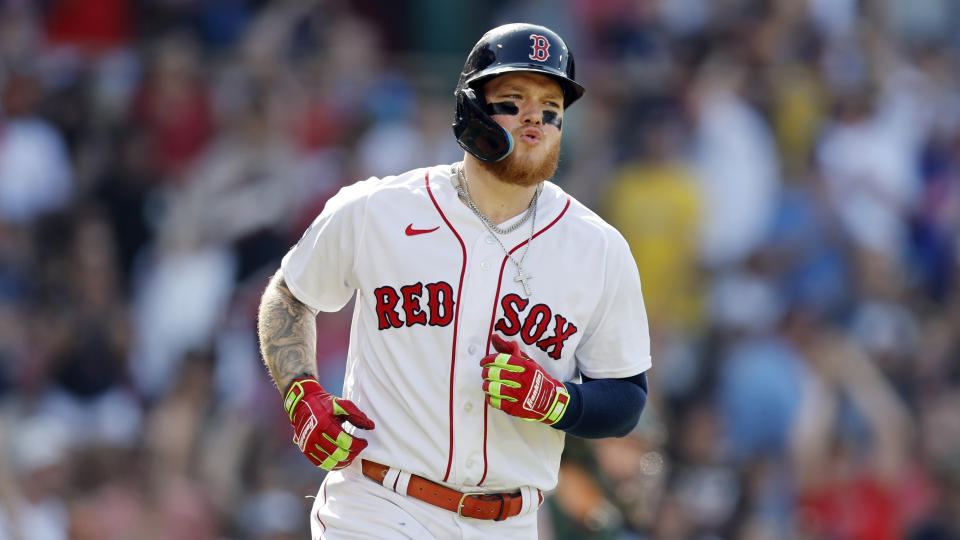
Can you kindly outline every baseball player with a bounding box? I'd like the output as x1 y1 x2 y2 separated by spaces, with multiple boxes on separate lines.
258 23 651 539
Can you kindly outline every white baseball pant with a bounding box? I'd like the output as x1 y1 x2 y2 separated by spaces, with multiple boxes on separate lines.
310 465 541 539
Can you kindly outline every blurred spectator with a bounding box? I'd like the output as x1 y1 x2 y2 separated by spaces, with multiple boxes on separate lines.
789 317 915 540
92 125 158 292
36 210 142 448
717 317 806 463
541 437 626 540
131 33 213 182
129 242 236 400
239 488 303 540
0 5 42 67
666 399 741 538
601 104 704 334
592 403 669 536
816 86 920 262
0 415 71 540
690 54 781 270
0 72 74 224
43 0 133 52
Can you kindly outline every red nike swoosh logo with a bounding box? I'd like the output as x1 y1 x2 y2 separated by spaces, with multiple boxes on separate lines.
405 224 440 236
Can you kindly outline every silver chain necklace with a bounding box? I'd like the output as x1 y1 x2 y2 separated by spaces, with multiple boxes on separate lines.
453 163 540 297
456 165 539 235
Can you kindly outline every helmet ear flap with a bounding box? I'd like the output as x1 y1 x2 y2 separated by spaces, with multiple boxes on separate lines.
453 87 514 162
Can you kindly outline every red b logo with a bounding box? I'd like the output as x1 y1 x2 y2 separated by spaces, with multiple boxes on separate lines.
529 34 550 62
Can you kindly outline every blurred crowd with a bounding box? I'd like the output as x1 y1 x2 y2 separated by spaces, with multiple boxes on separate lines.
1 0 959 539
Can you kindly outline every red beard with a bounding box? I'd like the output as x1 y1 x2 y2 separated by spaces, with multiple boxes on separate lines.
477 133 561 187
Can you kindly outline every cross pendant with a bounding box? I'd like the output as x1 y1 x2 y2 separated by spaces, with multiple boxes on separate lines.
514 269 533 297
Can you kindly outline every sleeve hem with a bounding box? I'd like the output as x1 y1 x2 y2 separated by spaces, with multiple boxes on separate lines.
280 264 325 313
579 356 651 380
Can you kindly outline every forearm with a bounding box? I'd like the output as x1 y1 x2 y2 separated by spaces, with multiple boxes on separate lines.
552 372 648 439
841 347 911 480
789 375 837 489
257 269 318 394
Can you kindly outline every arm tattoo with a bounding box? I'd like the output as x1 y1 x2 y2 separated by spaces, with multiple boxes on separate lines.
258 270 318 394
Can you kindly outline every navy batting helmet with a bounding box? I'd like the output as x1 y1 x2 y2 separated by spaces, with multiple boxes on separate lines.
453 23 585 162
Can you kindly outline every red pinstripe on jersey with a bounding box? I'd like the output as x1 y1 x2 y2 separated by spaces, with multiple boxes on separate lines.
316 481 328 533
479 197 571 486
424 170 468 483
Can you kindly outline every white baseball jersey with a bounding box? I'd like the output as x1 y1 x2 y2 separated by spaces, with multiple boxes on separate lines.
281 163 651 493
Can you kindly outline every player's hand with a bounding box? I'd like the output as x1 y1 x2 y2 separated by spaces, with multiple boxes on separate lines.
480 335 570 425
283 377 375 470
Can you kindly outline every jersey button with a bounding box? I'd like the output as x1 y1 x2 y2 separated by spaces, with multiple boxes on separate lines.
480 261 490 270
468 344 478 355
485 236 495 244
464 402 474 412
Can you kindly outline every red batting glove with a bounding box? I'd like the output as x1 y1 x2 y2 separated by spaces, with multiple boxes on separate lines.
283 377 375 470
480 335 570 425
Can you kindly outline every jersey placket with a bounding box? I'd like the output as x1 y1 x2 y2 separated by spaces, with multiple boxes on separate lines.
447 226 521 487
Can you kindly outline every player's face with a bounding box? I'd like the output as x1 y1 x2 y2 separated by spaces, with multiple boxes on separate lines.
479 72 564 187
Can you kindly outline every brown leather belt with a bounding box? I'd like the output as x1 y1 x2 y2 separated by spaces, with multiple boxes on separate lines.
361 459 541 521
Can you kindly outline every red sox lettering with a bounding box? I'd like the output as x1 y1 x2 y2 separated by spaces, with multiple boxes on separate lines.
374 282 455 329
494 294 578 360
374 285 578 359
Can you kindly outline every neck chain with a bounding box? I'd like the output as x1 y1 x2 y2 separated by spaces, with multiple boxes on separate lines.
456 165 540 235
453 163 540 297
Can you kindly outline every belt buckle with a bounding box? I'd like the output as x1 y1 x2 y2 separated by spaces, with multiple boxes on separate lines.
457 492 484 519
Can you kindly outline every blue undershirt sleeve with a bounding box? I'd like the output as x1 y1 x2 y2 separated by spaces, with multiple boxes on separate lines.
551 372 648 438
